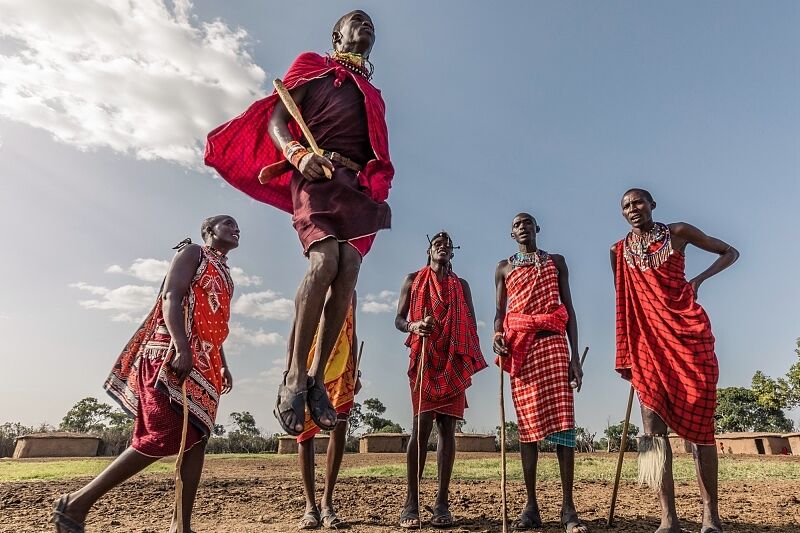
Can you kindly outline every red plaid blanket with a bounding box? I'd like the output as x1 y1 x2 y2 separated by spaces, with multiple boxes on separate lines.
501 257 574 442
615 239 718 445
406 266 487 403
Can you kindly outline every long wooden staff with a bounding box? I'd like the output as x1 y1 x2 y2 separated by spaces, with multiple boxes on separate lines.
173 305 191 533
499 362 508 533
571 346 590 389
354 340 365 382
607 385 635 527
415 335 428 530
258 78 332 182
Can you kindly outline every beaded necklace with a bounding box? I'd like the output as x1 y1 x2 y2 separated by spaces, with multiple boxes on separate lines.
331 51 373 80
623 222 673 271
510 249 549 269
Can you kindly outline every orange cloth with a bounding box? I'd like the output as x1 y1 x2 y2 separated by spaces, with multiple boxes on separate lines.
297 306 356 443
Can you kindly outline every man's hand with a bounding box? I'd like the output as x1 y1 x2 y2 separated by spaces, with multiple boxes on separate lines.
409 315 435 337
493 333 509 356
169 347 194 385
221 366 233 394
688 276 703 299
569 357 584 392
298 153 334 180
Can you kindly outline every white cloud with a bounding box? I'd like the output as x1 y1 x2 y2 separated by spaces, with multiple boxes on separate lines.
232 290 294 321
70 281 157 322
227 322 284 349
361 290 398 314
477 320 487 328
229 267 262 287
0 0 266 168
236 359 286 394
107 258 169 282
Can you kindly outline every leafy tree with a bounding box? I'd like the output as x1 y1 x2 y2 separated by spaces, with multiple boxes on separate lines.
715 387 793 433
60 397 117 433
496 421 520 452
229 411 260 437
599 420 639 452
212 424 226 437
362 398 403 433
575 427 596 453
347 402 364 438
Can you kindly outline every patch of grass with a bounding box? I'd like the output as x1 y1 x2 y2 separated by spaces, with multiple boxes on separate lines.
205 453 283 460
340 455 800 482
0 459 172 482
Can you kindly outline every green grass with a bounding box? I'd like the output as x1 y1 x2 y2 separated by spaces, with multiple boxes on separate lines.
0 458 173 482
340 455 800 482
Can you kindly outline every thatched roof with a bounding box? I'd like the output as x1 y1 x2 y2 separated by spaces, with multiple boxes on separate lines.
15 432 101 441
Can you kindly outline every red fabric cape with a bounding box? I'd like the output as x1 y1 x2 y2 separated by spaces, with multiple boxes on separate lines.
204 52 394 213
497 304 568 378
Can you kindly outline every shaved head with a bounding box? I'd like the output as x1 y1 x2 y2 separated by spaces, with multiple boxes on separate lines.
622 188 654 204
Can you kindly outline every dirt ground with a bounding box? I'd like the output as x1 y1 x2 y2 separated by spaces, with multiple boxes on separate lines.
2 452 799 532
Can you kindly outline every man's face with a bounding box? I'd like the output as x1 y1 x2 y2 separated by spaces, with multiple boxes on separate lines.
511 214 537 245
211 217 240 249
335 11 375 56
429 235 453 264
621 192 654 229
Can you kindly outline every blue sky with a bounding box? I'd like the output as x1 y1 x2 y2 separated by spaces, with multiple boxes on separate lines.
1 1 798 437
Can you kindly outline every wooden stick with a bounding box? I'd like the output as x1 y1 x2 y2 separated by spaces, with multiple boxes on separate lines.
416 335 427 530
173 304 191 533
499 364 508 533
354 340 365 380
272 78 331 178
607 385 635 527
571 346 590 389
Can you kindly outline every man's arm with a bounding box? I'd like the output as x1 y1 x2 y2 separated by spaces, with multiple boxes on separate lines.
395 273 433 336
162 244 202 385
610 243 618 286
670 222 740 297
493 260 510 356
220 347 233 394
267 83 333 180
552 254 583 391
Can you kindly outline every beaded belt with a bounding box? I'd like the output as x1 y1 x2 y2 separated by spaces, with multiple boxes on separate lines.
321 150 363 172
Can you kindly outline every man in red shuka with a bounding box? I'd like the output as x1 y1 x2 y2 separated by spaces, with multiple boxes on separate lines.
205 11 393 437
612 188 738 533
394 232 487 529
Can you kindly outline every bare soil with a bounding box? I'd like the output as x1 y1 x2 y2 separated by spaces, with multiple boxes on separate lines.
2 452 798 532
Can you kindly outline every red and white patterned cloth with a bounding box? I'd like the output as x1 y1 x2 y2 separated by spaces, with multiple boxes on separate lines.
406 266 486 418
501 256 575 443
615 238 718 445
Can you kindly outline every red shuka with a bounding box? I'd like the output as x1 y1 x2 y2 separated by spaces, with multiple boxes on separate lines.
499 256 575 443
204 52 393 213
615 239 718 445
406 266 486 417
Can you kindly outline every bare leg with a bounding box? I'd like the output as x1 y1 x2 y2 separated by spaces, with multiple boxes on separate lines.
168 440 207 533
557 444 587 532
403 411 435 519
282 239 341 432
434 415 457 512
298 436 319 520
308 243 361 385
321 415 349 519
641 405 680 533
58 446 160 526
693 443 723 532
518 441 541 526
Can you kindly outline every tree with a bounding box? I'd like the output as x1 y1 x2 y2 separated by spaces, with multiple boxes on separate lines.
362 398 403 433
575 427 596 453
599 420 639 452
347 402 364 438
60 397 118 433
496 421 520 452
212 424 226 437
715 387 793 433
229 411 260 437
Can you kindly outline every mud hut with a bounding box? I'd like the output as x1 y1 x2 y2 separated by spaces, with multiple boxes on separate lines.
782 433 800 455
715 432 791 455
667 434 693 454
13 432 101 459
454 433 496 452
359 433 409 453
277 434 330 454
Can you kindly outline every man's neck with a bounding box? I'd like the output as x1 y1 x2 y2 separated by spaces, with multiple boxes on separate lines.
430 261 448 277
518 242 538 253
631 220 656 236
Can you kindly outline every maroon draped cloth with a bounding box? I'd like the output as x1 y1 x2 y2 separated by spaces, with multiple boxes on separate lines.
205 52 394 255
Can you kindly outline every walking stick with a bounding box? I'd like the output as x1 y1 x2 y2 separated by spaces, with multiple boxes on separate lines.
173 305 191 533
607 385 635 527
354 340 365 381
499 362 508 533
414 335 428 530
571 346 590 389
